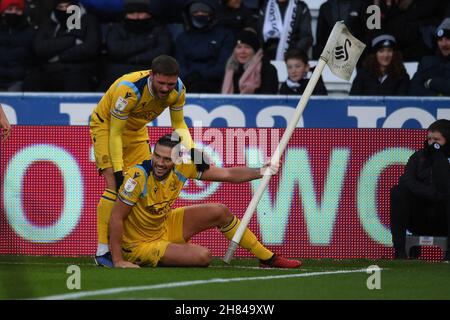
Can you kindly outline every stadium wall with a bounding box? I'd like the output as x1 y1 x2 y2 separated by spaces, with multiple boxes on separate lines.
1 94 449 260
1 93 450 128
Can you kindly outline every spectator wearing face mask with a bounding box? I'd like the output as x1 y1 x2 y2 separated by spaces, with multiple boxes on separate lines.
0 0 35 91
23 0 101 92
98 0 172 91
175 0 234 93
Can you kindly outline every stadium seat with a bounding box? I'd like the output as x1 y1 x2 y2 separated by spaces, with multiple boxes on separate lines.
309 60 356 95
270 59 356 95
270 60 288 83
405 234 448 259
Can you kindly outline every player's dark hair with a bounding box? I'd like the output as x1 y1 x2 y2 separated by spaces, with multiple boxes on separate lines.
151 55 180 76
284 48 309 64
156 133 181 149
428 119 450 142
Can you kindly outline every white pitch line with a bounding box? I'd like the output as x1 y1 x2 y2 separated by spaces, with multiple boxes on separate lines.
0 262 94 266
36 268 375 300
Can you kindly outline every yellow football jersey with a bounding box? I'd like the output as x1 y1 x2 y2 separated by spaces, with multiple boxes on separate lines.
91 70 193 171
93 70 186 130
118 159 202 243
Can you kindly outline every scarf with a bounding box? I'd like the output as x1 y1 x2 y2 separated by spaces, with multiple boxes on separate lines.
262 0 298 60
221 49 264 94
286 78 301 89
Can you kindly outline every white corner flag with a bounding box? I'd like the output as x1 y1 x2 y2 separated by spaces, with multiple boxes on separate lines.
223 21 366 264
321 21 366 81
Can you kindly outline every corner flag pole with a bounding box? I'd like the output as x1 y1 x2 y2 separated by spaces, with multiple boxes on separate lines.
223 21 365 264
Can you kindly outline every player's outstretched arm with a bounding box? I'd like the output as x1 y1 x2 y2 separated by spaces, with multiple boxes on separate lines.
109 199 139 268
200 161 280 183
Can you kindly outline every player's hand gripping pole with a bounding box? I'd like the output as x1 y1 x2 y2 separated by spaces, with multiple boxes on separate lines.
222 58 327 264
223 21 365 264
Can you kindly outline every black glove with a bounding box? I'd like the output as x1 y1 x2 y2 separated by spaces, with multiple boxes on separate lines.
190 148 211 172
114 170 124 191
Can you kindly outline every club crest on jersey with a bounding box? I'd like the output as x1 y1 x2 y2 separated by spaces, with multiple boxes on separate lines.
124 178 137 192
115 96 128 111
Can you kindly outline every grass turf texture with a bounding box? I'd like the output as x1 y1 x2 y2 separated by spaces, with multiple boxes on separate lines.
0 256 449 300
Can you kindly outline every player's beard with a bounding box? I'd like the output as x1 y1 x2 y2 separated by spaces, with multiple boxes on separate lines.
152 84 169 100
153 166 171 181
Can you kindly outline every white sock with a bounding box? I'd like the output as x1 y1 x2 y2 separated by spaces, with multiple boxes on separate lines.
96 243 109 256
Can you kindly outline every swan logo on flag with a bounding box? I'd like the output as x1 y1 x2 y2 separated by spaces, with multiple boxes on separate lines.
334 39 352 62
321 21 366 81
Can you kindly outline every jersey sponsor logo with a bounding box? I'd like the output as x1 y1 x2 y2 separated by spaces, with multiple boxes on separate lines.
124 178 137 192
115 97 129 112
132 109 160 120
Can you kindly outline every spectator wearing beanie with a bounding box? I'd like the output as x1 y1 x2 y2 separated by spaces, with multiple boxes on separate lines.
0 0 35 91
409 18 450 96
99 0 172 91
221 28 278 94
350 34 410 96
23 0 101 92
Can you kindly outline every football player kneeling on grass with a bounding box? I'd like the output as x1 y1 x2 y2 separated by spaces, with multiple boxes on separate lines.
108 133 301 268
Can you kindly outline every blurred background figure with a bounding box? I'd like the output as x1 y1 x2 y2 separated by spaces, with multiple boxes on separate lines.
217 0 258 38
258 0 313 61
98 0 172 91
23 0 100 92
409 18 450 97
314 0 366 59
176 0 234 93
0 103 11 141
278 48 327 95
24 0 55 28
367 0 444 62
0 0 35 91
350 34 409 96
221 28 278 94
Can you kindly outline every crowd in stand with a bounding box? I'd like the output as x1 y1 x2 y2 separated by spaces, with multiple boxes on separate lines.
0 0 449 96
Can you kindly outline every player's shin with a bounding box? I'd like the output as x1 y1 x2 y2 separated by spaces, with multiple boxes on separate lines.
219 215 273 261
96 189 117 254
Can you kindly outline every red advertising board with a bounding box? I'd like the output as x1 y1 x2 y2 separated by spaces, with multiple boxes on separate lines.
0 126 444 260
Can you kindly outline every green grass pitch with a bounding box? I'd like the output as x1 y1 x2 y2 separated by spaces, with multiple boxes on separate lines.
0 256 449 300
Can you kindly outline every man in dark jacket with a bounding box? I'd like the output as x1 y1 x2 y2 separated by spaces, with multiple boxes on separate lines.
0 0 35 91
23 0 100 92
390 119 450 261
313 0 365 59
217 0 258 37
176 0 234 93
99 0 172 91
409 18 450 97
